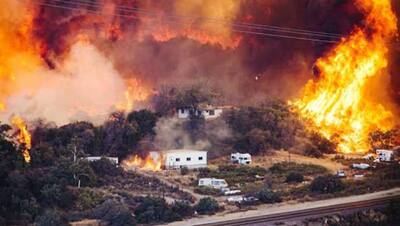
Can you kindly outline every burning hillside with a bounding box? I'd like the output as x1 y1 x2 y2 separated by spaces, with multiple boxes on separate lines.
295 0 399 153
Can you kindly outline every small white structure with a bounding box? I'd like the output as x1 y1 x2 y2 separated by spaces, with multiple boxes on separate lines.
198 178 228 189
157 149 207 169
177 105 224 120
84 156 119 165
227 196 244 203
223 189 241 196
336 170 346 178
231 152 252 165
376 149 394 162
352 163 370 169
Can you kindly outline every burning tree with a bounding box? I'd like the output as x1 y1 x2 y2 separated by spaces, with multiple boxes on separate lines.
295 0 399 153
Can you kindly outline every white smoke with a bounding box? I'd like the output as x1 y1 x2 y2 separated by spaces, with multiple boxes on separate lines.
2 42 127 125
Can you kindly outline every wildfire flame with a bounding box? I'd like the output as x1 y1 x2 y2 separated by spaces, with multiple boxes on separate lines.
122 154 162 171
294 0 398 153
115 78 152 112
11 116 32 163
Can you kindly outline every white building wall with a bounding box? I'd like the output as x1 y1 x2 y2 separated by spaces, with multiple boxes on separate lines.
177 108 223 119
376 149 394 161
164 150 207 169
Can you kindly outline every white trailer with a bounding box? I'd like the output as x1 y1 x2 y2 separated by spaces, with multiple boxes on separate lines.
231 152 252 165
352 163 370 169
376 149 394 162
159 149 207 169
198 178 228 189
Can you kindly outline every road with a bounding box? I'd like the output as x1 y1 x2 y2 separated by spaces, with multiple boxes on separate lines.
167 188 400 226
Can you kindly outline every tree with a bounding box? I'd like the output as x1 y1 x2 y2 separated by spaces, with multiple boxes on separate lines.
304 132 336 158
92 200 135 226
67 160 98 187
75 188 103 211
310 175 345 194
257 189 282 204
234 128 271 155
39 183 74 208
170 201 193 220
134 197 172 223
195 197 219 215
89 158 122 177
35 210 67 226
127 109 158 138
103 112 140 159
224 100 303 154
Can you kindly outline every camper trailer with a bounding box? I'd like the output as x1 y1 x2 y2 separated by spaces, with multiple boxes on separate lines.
198 178 228 189
231 153 252 165
153 149 207 169
376 149 394 162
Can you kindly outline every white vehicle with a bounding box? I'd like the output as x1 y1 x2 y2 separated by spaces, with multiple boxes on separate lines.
227 196 243 203
376 149 394 162
224 190 241 196
198 178 228 189
231 152 252 165
336 170 346 178
354 174 365 179
352 163 370 169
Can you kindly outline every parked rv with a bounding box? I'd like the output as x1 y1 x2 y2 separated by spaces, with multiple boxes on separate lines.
231 152 252 165
376 149 394 162
198 178 228 189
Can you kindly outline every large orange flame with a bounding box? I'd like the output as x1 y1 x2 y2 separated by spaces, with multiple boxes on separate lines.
11 116 32 163
294 0 398 153
122 154 162 171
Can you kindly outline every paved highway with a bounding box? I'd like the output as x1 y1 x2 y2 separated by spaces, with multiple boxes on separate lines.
167 188 400 226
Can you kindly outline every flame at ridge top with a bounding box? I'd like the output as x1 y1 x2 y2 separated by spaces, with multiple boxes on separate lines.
294 0 398 153
11 116 32 163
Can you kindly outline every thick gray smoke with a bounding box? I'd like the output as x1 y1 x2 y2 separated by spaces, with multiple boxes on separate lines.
153 116 232 152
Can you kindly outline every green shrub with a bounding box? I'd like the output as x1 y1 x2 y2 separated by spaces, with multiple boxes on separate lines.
134 197 173 223
194 186 221 196
195 198 220 215
92 200 135 226
257 189 282 204
75 188 103 211
170 201 194 220
270 162 328 176
285 172 304 183
310 175 345 194
35 210 67 226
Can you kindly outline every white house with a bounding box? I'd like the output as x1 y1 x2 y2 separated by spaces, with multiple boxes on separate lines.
177 105 224 120
84 156 119 165
231 152 252 165
198 178 228 189
376 149 394 162
152 149 207 169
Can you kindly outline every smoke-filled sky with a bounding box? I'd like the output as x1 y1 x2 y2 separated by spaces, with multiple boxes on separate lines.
1 0 399 125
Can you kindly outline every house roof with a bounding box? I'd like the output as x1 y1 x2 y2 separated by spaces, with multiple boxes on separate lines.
161 149 207 155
